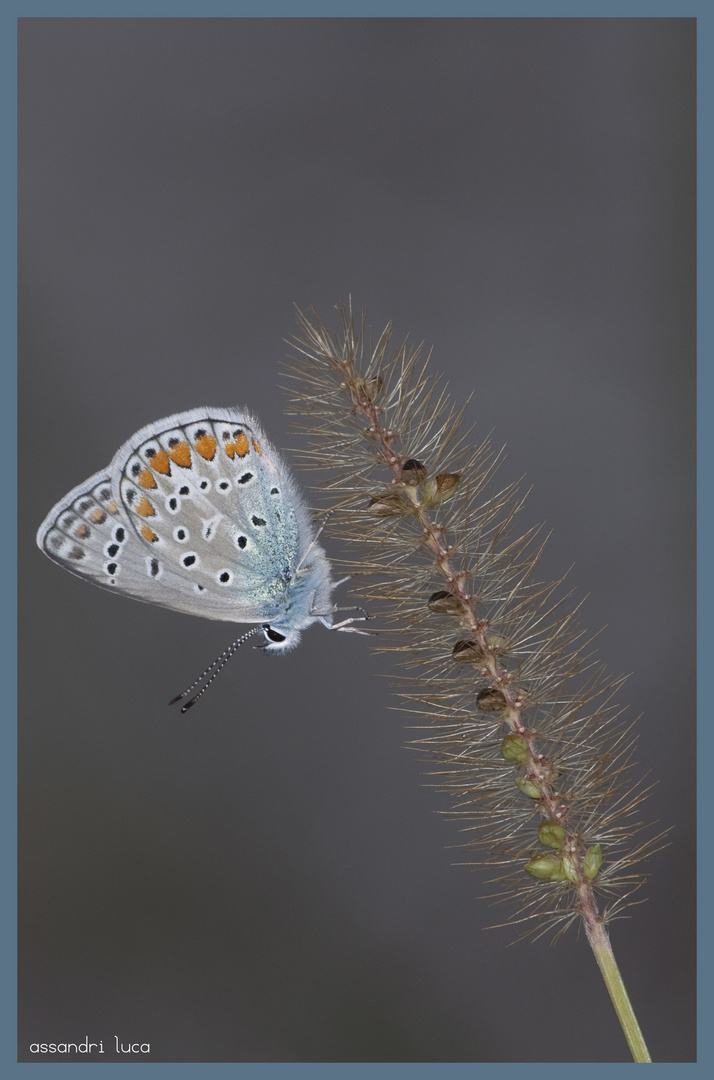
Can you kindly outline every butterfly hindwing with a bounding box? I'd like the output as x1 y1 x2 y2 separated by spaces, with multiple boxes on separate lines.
35 469 200 608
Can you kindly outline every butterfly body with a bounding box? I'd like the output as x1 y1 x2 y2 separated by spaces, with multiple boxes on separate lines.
37 408 337 653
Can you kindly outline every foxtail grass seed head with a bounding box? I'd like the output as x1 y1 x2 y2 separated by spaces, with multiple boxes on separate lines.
284 302 664 944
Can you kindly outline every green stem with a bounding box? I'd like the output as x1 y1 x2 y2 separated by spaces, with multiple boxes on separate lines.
583 903 652 1062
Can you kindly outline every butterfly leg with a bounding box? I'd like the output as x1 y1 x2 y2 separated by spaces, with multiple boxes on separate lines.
317 607 375 636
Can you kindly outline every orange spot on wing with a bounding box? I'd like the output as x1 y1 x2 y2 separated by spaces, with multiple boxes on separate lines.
106 501 119 514
194 433 217 460
252 438 262 454
169 441 192 468
140 525 159 543
138 468 157 489
74 523 90 539
225 431 250 459
135 496 156 517
150 449 171 475
89 508 107 524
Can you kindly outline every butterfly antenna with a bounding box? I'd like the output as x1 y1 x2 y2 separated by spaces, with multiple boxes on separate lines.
169 626 264 713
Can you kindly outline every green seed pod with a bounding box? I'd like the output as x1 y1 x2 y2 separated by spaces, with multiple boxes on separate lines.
427 590 464 615
423 472 462 505
583 844 603 880
538 821 567 849
501 733 530 762
515 777 541 799
562 854 580 883
525 854 567 881
485 631 509 651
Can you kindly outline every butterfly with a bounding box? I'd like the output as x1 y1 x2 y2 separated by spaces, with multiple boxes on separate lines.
37 408 367 709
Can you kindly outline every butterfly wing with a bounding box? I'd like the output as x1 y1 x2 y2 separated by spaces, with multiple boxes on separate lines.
36 468 203 609
37 408 312 624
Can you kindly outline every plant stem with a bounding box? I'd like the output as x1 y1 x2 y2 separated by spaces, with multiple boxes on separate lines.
580 891 652 1063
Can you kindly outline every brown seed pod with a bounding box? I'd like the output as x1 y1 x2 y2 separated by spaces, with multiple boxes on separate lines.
400 458 428 485
366 492 410 517
428 590 464 615
423 472 462 505
476 687 507 712
452 639 486 663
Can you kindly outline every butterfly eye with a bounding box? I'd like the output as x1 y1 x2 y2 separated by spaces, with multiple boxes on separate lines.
264 627 286 644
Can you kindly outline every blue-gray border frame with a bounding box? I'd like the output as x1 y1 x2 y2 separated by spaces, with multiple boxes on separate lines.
7 3 708 1076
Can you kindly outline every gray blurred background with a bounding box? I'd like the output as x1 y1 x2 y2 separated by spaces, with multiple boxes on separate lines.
18 18 695 1063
